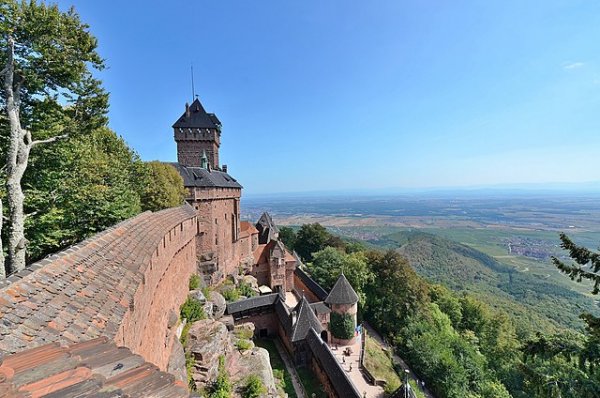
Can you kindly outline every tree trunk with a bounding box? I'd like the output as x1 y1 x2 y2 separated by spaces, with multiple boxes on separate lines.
0 199 5 279
3 35 29 273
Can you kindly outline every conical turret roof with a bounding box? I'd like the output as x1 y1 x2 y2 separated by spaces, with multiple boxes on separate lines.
325 273 359 305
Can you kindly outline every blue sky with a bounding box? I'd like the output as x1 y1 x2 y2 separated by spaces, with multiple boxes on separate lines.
56 0 600 194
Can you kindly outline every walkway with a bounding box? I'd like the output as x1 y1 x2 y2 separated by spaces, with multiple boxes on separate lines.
273 338 307 398
330 336 384 398
363 323 436 398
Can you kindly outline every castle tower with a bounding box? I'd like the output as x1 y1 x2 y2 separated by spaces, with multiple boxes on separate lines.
325 273 359 345
173 98 221 168
171 97 243 285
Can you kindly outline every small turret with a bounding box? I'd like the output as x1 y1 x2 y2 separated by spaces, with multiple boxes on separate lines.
201 150 208 169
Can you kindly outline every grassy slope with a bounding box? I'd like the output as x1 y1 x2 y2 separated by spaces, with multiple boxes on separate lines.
254 339 297 398
372 230 599 335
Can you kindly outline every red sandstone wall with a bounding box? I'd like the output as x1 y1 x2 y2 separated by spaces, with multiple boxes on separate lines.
115 214 198 370
190 188 242 278
294 274 322 303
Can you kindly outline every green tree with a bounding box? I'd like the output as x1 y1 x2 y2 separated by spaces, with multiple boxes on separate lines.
1 0 107 274
278 226 296 250
139 161 186 212
364 250 430 335
309 246 372 305
23 127 145 262
294 223 330 261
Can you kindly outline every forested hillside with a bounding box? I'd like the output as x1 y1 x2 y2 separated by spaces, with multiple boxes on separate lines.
281 224 600 398
374 231 598 335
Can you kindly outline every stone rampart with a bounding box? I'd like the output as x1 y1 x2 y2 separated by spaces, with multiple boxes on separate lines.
0 205 198 372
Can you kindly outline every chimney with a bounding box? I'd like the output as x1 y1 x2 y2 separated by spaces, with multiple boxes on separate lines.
185 103 190 118
222 164 228 173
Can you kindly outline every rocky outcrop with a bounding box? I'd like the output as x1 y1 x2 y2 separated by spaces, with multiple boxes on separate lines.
210 290 227 319
228 347 278 398
186 319 232 389
167 338 188 383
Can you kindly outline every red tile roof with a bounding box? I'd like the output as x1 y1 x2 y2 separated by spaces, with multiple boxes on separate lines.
0 205 196 356
0 336 188 397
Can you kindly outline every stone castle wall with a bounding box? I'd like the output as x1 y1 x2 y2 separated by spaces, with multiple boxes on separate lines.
0 205 198 373
175 128 220 168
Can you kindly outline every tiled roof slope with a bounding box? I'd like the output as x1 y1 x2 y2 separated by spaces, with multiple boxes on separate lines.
0 205 197 357
226 293 279 314
172 98 221 129
294 267 328 301
170 163 242 189
324 273 359 305
290 296 323 342
306 328 361 398
0 336 188 397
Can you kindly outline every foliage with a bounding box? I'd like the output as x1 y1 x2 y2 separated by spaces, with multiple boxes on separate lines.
329 312 355 340
209 356 232 398
254 339 297 398
363 336 401 394
553 232 600 294
235 339 252 351
222 287 240 302
189 274 201 291
294 223 331 261
308 246 373 305
278 226 297 250
185 350 195 390
234 327 254 340
238 281 256 298
383 230 592 335
243 375 267 398
23 127 146 262
139 161 186 212
296 366 326 398
180 296 206 323
1 0 109 273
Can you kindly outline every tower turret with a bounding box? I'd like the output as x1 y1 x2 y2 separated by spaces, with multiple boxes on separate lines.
173 98 221 168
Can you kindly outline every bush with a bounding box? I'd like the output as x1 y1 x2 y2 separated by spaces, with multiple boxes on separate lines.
329 312 355 340
239 282 256 298
236 339 253 351
222 288 240 302
243 375 267 398
180 297 206 323
234 327 254 340
208 356 232 398
189 274 201 291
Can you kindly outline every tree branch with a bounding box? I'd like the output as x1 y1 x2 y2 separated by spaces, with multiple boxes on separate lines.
31 133 69 147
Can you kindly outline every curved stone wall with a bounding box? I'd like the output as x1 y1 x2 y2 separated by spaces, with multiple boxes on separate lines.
0 205 198 371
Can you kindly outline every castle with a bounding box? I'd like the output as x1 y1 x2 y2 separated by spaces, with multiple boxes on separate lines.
0 97 363 398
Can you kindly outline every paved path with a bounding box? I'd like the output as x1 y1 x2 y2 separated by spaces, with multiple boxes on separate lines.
273 338 307 398
363 323 436 398
330 336 384 398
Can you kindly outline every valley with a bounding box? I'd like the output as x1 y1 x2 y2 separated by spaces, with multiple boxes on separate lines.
243 192 600 334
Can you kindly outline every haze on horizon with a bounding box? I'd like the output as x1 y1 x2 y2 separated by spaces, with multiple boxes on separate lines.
55 0 600 195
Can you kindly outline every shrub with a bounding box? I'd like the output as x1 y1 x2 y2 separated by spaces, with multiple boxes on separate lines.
234 327 254 340
243 375 267 398
189 274 201 291
329 312 355 340
210 356 232 398
236 339 252 351
239 282 256 298
180 297 206 323
222 288 240 302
